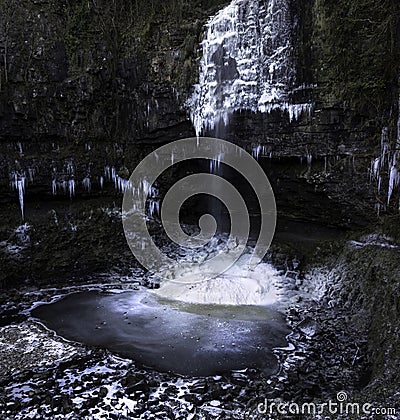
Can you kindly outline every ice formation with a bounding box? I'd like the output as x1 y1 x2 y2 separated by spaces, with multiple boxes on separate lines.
51 179 76 198
370 125 400 213
189 0 313 136
10 171 26 220
51 159 76 198
82 177 91 193
104 165 159 218
154 253 281 306
104 166 132 194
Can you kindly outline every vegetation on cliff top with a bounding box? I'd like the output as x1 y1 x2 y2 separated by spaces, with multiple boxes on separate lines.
316 0 400 115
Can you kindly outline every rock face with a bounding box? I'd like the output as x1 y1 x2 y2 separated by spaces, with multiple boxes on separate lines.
0 0 399 286
0 0 398 229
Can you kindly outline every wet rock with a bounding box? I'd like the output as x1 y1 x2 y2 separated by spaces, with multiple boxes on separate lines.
208 383 225 399
61 395 72 413
98 386 108 398
183 393 203 404
189 379 208 394
125 378 150 395
164 385 176 395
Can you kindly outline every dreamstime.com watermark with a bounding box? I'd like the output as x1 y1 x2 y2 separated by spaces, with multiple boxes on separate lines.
257 392 396 416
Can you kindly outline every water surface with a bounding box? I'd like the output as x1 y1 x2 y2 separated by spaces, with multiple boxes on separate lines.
32 289 289 376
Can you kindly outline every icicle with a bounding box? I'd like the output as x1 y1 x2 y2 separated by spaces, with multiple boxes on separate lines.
141 179 152 197
388 160 397 205
217 153 222 171
82 177 91 193
66 159 74 175
148 200 160 219
252 145 262 160
373 158 380 178
149 201 155 218
68 179 75 198
376 202 381 217
17 177 25 220
371 125 400 211
111 167 117 186
28 168 35 182
10 171 26 220
104 166 111 180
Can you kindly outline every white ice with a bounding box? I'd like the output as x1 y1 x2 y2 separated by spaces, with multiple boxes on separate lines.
188 0 313 136
154 253 281 306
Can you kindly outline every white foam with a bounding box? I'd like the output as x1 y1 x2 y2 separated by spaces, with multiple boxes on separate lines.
154 253 281 306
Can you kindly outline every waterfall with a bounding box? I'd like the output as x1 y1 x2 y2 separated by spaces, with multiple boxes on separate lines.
189 0 313 136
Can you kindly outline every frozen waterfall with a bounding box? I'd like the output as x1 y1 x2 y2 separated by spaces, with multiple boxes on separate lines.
189 0 313 136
